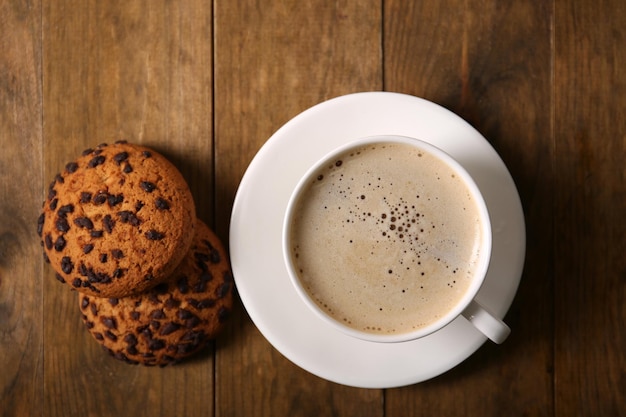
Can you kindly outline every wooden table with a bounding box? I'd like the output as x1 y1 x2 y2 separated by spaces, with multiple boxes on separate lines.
1 1 624 416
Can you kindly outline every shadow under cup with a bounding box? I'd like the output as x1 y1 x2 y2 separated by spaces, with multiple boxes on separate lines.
283 135 510 344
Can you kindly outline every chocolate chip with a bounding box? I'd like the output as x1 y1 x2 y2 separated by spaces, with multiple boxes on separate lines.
164 298 180 309
181 330 204 342
160 322 181 336
118 210 140 226
83 243 94 254
194 252 210 263
95 272 111 284
177 276 189 294
85 320 94 329
197 299 216 309
176 343 195 355
140 181 157 193
150 309 165 319
65 162 78 173
102 215 115 233
124 333 138 346
54 173 64 184
148 339 165 351
82 148 93 156
150 320 161 330
49 198 58 210
88 155 105 168
37 213 45 237
107 194 124 207
177 309 194 320
209 248 221 264
115 139 128 144
130 311 140 320
74 216 94 229
112 268 124 278
57 204 74 218
202 240 221 263
101 316 117 329
196 258 208 272
54 273 66 283
142 151 152 158
93 332 104 341
199 271 213 282
127 346 138 355
218 307 231 323
135 201 144 212
216 282 231 299
47 183 57 201
113 351 137 365
145 230 164 240
192 279 208 293
93 192 108 205
123 163 133 173
184 315 201 328
61 256 74 274
80 192 92 203
104 330 118 341
108 298 119 306
90 230 104 238
113 151 129 165
89 302 98 316
155 198 170 210
54 235 66 252
55 217 70 232
99 253 108 263
71 278 82 287
111 249 123 259
44 234 53 250
139 326 153 339
185 298 215 310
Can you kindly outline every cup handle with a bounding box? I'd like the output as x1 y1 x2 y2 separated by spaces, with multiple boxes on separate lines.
461 299 511 344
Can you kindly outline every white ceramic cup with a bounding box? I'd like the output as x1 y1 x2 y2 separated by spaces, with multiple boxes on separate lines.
283 135 510 344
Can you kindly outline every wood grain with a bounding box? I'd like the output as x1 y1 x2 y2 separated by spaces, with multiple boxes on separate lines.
0 1 43 416
213 1 383 416
384 0 554 415
42 1 214 416
554 0 626 415
1 0 625 416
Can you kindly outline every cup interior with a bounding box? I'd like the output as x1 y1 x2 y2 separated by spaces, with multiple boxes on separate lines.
283 135 492 343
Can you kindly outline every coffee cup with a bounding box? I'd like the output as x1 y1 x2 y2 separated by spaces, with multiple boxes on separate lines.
282 135 510 344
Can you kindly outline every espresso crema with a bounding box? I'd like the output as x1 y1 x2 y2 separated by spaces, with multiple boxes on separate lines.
288 142 485 335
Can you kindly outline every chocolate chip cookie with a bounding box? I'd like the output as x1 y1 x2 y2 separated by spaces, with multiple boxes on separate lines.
78 219 234 366
38 141 196 298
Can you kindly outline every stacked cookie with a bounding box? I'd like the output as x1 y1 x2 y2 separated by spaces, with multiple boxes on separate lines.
37 141 233 366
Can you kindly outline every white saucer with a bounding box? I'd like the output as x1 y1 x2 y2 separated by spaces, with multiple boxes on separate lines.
229 92 525 388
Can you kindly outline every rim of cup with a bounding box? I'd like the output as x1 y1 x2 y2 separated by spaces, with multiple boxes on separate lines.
282 135 492 343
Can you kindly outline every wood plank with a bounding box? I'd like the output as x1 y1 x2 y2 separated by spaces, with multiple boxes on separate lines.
554 1 626 415
0 1 44 416
213 1 384 415
384 0 554 415
42 1 214 416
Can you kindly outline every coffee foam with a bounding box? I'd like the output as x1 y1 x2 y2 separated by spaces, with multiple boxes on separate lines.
289 142 484 335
